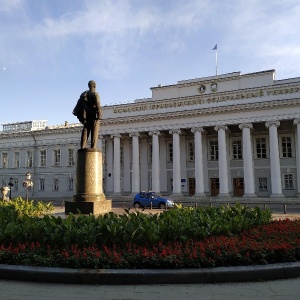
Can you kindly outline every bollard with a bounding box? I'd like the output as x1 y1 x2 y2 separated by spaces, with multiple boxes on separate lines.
165 203 167 210
150 202 152 210
283 204 287 214
194 203 198 209
264 204 267 210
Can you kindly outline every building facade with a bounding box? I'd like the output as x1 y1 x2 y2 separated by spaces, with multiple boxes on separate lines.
1 69 300 200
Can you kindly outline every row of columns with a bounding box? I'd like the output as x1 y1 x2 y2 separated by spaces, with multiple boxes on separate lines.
104 120 300 198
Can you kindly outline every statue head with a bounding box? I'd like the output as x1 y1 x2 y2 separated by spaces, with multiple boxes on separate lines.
88 80 96 92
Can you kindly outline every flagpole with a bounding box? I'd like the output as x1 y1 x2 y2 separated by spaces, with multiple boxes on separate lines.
212 44 218 76
215 47 218 76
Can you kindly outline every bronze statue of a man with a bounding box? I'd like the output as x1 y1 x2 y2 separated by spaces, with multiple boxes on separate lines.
73 80 101 149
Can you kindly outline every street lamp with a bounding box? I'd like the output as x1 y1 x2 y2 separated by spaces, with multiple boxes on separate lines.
8 177 14 200
23 172 33 201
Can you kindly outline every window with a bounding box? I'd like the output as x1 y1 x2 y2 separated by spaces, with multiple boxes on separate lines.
256 137 268 158
186 141 194 162
53 178 59 191
283 173 294 190
2 153 8 168
232 139 242 160
259 177 268 191
39 178 45 191
53 149 61 166
167 142 173 162
40 150 46 167
27 150 33 168
281 136 293 158
148 143 152 163
14 152 20 168
209 140 218 160
120 144 124 165
68 178 74 190
14 179 18 191
68 149 75 166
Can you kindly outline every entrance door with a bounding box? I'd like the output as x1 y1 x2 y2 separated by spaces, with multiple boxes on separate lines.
210 178 219 196
233 178 244 196
189 178 195 196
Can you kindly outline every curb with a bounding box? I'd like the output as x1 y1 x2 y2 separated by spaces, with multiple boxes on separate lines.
1 262 300 284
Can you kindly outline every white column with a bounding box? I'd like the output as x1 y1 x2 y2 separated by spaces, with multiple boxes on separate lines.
105 137 113 194
294 119 300 197
265 121 284 197
191 127 206 196
170 129 182 196
239 123 256 197
112 133 121 194
129 132 140 194
123 138 131 193
214 125 230 197
98 135 103 151
149 130 160 194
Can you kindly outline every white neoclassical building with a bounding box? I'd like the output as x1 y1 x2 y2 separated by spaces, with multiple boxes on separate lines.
1 69 300 201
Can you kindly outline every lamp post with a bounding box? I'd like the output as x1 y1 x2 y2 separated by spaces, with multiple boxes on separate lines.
23 172 32 201
8 177 14 200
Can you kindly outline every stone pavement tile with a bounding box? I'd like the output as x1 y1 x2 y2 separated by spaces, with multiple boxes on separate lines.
264 278 300 297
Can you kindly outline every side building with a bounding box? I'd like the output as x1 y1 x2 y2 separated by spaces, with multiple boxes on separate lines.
1 69 300 201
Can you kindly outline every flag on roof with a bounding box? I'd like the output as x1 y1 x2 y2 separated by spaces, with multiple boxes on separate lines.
212 44 217 50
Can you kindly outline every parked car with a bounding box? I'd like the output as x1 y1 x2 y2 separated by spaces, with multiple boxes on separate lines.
133 191 175 209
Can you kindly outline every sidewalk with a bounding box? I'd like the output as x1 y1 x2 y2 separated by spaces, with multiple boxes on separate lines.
1 278 300 299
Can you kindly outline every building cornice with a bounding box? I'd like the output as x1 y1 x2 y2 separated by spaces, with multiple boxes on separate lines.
1 98 300 139
102 98 300 126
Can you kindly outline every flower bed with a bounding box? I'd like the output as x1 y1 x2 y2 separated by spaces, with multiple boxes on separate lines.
1 219 300 269
2 199 298 269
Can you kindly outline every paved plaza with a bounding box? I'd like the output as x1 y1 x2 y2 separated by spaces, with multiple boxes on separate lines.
1 278 300 299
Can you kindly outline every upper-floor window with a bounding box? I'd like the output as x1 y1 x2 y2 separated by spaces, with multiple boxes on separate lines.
186 141 194 162
27 150 33 168
209 140 218 160
255 137 268 159
232 139 242 160
40 150 47 167
167 142 173 162
2 153 8 168
68 149 75 166
14 152 20 168
53 149 61 166
281 135 293 158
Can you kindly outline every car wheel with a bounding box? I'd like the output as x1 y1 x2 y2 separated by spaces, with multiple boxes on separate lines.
159 203 166 209
134 202 141 208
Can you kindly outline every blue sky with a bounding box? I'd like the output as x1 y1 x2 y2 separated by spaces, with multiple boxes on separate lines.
1 0 300 126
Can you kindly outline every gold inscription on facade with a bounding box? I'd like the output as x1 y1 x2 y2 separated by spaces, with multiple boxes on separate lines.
113 86 300 114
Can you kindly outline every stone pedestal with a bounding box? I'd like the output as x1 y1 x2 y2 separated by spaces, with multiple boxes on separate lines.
65 148 112 215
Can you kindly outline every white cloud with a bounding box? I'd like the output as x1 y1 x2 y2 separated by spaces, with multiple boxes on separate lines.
0 0 22 12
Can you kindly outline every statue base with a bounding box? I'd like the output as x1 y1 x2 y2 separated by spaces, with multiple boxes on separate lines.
64 148 112 215
65 199 112 215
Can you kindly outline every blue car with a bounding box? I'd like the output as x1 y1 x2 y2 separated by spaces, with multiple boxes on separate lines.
133 191 174 209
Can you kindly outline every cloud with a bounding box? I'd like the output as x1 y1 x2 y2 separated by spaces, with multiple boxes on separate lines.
0 0 22 12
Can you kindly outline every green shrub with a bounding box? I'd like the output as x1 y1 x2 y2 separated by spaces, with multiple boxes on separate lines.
0 202 271 248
